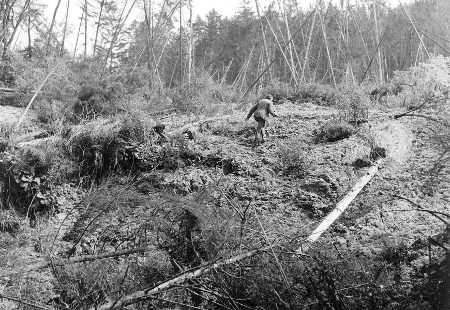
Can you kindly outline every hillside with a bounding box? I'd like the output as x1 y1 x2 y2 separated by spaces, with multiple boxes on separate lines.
1 94 449 309
2 0 450 306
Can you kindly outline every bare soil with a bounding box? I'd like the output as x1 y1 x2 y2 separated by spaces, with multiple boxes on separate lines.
1 101 448 308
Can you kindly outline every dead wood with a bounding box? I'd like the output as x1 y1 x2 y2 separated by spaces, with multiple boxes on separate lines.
393 195 450 227
296 159 384 255
393 113 450 126
89 245 276 310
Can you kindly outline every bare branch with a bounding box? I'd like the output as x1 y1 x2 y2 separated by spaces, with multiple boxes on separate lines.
297 159 384 255
393 195 450 227
89 245 277 310
0 246 157 278
0 293 54 310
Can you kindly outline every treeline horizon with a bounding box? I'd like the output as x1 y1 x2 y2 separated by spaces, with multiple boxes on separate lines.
2 0 450 92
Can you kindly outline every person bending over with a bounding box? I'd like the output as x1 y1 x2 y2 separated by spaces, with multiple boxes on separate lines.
245 94 278 147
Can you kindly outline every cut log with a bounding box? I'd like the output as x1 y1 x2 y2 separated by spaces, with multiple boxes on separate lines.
296 159 383 255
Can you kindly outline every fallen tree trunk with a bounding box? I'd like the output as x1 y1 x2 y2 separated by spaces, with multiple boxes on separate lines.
296 159 383 255
89 245 276 310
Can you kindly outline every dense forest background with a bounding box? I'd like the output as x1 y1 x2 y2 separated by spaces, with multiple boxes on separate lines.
1 0 450 99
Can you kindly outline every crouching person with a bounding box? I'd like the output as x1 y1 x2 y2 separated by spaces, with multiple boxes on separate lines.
245 94 278 147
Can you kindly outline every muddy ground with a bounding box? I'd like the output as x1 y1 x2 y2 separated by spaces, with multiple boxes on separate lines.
0 100 448 308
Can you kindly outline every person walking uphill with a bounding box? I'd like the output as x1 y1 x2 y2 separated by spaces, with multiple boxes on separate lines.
246 94 278 147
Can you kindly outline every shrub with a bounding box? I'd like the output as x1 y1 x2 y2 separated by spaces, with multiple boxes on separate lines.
118 114 145 143
336 87 370 124
172 72 239 114
120 89 173 115
66 115 156 184
73 80 125 120
314 121 354 143
0 123 13 152
0 54 18 87
56 259 129 308
277 138 309 177
67 119 124 183
15 56 79 106
389 55 450 108
217 84 241 103
121 64 152 89
261 78 295 103
0 148 56 221
0 138 7 153
295 82 339 105
369 81 403 102
0 91 26 107
34 99 74 128
150 135 202 170
0 53 28 106
172 74 209 112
